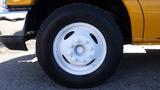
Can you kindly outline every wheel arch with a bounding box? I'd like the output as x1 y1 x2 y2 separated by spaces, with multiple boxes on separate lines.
24 0 132 44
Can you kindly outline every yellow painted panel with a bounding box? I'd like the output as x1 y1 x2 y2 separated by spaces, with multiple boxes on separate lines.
7 0 35 6
139 0 160 44
122 0 144 44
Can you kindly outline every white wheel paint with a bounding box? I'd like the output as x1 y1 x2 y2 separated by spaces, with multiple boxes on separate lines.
53 22 107 75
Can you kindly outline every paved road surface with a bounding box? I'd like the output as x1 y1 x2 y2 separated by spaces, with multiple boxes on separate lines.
0 41 160 90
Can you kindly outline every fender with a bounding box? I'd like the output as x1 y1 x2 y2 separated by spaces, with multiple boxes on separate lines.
123 0 144 44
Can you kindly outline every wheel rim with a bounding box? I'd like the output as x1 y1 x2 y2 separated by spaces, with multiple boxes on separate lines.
53 22 107 75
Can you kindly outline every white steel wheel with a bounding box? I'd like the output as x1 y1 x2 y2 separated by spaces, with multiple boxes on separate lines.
53 22 107 75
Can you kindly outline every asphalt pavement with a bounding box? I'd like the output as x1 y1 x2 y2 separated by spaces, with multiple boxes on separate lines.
0 40 160 90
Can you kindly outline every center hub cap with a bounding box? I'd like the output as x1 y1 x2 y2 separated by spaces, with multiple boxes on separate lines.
75 45 85 55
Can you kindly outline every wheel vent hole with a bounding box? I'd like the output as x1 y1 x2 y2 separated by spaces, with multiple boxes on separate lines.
62 55 70 64
86 59 95 66
64 31 74 40
90 34 98 44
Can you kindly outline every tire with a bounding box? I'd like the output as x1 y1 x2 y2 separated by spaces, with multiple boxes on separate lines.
36 4 123 88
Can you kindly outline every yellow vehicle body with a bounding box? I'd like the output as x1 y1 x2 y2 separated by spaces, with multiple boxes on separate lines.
6 0 160 44
123 0 160 44
139 0 160 44
7 0 34 6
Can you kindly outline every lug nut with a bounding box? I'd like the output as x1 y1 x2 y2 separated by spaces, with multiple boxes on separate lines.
83 40 89 44
69 44 74 48
76 38 81 43
71 57 77 62
88 46 94 51
89 53 94 59
68 51 73 56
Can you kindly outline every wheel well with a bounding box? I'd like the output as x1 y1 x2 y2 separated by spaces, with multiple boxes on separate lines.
24 0 131 44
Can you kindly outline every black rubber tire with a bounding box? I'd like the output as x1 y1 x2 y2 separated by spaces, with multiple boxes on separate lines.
36 4 123 88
